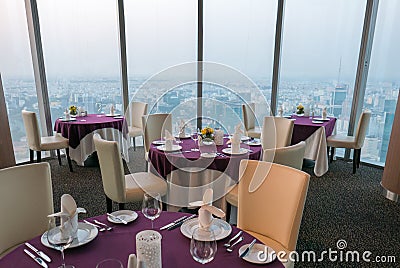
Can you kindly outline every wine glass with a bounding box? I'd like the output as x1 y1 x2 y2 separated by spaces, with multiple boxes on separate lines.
191 131 199 151
141 193 162 229
190 227 217 264
47 214 75 268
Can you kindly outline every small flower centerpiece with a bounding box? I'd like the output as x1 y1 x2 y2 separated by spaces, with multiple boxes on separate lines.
296 103 304 115
69 105 78 116
200 126 214 140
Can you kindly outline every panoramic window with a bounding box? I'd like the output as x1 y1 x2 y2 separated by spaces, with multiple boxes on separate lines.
362 0 400 165
0 0 39 163
37 0 122 122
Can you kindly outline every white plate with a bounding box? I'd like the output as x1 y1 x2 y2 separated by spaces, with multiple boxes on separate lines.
113 116 124 119
241 136 250 141
41 222 98 249
175 134 191 139
59 118 77 122
238 243 276 264
222 148 249 155
105 114 121 117
152 140 166 145
107 210 138 224
245 141 261 146
180 218 232 241
312 120 324 124
156 145 182 152
200 152 217 158
295 114 304 117
313 117 330 121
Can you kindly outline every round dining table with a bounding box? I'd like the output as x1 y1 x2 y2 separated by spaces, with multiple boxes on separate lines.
0 212 284 267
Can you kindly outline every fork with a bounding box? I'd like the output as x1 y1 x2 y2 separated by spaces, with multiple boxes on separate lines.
226 236 244 252
94 220 113 231
224 230 243 247
83 220 106 232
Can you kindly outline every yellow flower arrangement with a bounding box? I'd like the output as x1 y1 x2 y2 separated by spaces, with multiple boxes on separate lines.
200 126 214 139
69 105 78 115
296 103 304 114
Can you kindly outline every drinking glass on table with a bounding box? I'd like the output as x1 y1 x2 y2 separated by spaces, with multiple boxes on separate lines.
190 227 217 264
191 131 199 151
142 193 162 229
96 258 123 268
47 214 75 268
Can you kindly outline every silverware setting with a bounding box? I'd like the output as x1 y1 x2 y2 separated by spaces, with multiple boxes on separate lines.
83 220 106 232
94 219 113 231
24 249 48 268
224 230 243 247
226 236 244 252
25 242 51 263
107 213 128 224
239 238 257 258
159 215 187 230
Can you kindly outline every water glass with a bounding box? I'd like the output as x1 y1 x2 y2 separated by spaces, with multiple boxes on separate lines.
96 258 123 268
190 227 217 264
142 193 162 229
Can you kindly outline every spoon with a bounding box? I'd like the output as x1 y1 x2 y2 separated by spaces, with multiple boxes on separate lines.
226 236 244 252
224 230 243 247
94 220 113 231
83 220 106 232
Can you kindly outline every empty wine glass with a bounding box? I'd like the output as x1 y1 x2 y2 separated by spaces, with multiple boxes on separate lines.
190 227 217 264
191 131 199 151
142 193 162 229
47 214 75 268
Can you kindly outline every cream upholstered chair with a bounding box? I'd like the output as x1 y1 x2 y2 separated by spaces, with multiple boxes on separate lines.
261 116 294 149
242 103 261 138
142 113 172 162
0 163 53 258
94 134 167 212
327 110 371 174
225 141 306 221
237 160 309 268
128 101 148 150
22 110 73 172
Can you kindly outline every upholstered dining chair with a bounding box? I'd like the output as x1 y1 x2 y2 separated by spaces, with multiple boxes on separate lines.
142 113 172 163
0 163 53 258
93 134 167 213
128 101 148 151
242 103 261 138
22 110 73 172
225 141 306 222
327 110 371 174
237 160 310 268
261 116 294 150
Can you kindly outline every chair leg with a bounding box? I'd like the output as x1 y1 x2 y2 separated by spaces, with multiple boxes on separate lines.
66 148 73 172
330 147 335 163
36 151 41 162
353 149 357 174
327 146 330 159
106 196 113 213
118 203 125 210
133 137 136 151
356 149 361 168
30 149 34 163
226 202 232 224
57 149 62 166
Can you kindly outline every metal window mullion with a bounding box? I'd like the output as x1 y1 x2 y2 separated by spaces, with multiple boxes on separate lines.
346 0 379 159
24 0 52 138
117 0 129 113
271 0 285 116
197 0 204 130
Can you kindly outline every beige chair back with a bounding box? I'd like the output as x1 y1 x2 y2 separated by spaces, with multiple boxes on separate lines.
21 110 41 151
262 141 306 170
142 113 172 154
93 134 126 203
354 110 371 149
261 116 294 149
129 101 148 129
242 103 256 131
0 163 53 257
237 160 309 252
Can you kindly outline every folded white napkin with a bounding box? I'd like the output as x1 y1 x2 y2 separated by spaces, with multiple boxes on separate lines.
165 130 175 150
110 104 115 115
177 119 186 138
322 107 327 119
228 124 243 153
189 189 225 229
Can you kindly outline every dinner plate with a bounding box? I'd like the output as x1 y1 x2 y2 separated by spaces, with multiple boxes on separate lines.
175 134 191 139
157 145 182 152
313 117 330 121
200 152 217 158
105 114 121 117
41 222 98 249
152 140 166 145
113 116 124 119
238 243 276 264
59 118 77 122
222 148 249 155
245 140 262 146
107 210 138 224
180 218 232 241
312 120 324 124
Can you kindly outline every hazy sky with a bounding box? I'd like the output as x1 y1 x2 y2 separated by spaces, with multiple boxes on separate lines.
1 0 399 82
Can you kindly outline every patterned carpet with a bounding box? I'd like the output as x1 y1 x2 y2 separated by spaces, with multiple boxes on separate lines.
47 147 399 267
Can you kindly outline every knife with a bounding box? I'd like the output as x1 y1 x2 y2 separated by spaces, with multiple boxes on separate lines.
167 214 196 230
25 243 51 262
24 249 48 268
239 239 257 258
160 215 187 230
107 213 128 224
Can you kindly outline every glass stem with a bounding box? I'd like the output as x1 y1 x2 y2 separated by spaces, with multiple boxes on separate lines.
61 249 66 268
151 219 154 229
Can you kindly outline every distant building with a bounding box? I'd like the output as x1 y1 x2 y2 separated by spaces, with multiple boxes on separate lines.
380 99 397 162
331 85 347 117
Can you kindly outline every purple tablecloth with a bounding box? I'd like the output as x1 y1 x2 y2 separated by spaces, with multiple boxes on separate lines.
291 115 336 145
149 137 262 180
0 212 284 267
54 114 128 149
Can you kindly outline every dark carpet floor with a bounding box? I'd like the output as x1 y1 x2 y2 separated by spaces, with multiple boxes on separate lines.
47 147 399 267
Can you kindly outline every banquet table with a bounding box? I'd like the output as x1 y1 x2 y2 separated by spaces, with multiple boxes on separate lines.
290 115 336 177
0 212 284 267
54 114 129 166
